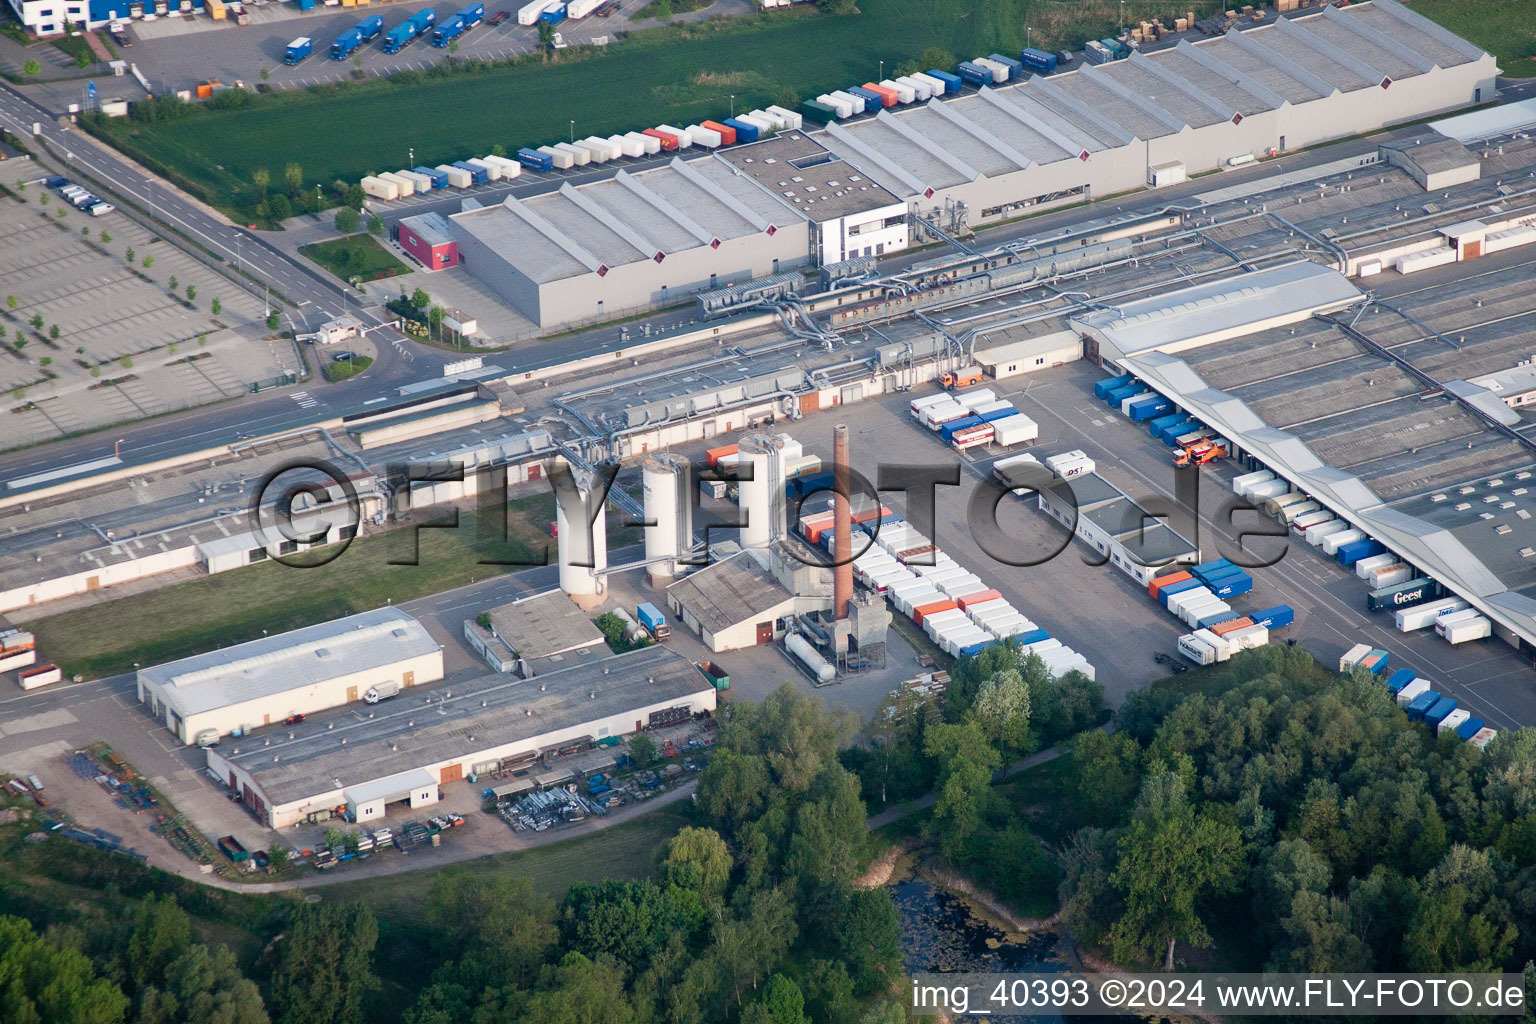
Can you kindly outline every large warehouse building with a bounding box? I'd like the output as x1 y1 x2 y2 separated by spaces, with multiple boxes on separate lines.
436 0 1493 331
137 607 444 746
206 645 716 829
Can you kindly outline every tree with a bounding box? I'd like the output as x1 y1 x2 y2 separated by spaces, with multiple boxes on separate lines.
211 298 222 316
322 826 343 849
428 304 446 337
1068 730 1143 828
4 295 14 308
742 974 809 1024
186 285 197 302
100 231 111 243
334 208 360 233
490 144 508 158
169 275 178 291
366 215 383 237
252 168 270 197
126 247 135 263
662 827 732 900
537 21 554 47
560 879 703 975
969 666 1033 754
23 59 40 77
49 324 59 339
833 888 902 996
29 315 43 330
75 49 91 69
142 255 153 269
127 894 193 991
267 194 292 221
266 312 281 331
260 68 269 82
425 873 556 982
0 915 129 1024
341 183 366 209
284 162 304 197
267 844 289 870
923 720 1000 861
1108 776 1244 970
629 734 659 766
266 902 379 1024
137 943 269 1024
409 287 431 309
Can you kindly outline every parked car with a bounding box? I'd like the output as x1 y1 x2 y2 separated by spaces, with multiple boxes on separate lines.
282 713 305 725
486 9 508 24
331 351 356 363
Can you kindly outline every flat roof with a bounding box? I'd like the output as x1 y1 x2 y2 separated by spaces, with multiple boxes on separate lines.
139 607 438 717
486 589 606 660
667 548 795 633
1381 135 1481 177
225 645 710 807
719 131 905 223
344 768 437 806
1431 98 1536 143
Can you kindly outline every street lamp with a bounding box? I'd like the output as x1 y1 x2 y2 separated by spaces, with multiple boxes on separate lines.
878 59 884 82
569 119 575 143
409 146 414 166
729 93 734 117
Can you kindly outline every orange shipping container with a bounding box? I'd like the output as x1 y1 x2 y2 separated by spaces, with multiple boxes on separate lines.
1148 570 1193 599
705 444 738 468
956 589 1002 610
851 504 893 525
1210 617 1253 636
912 599 957 625
701 119 737 145
862 82 899 107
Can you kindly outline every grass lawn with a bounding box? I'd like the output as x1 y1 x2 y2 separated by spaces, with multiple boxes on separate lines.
322 353 373 381
26 493 641 679
325 807 688 919
1410 0 1536 77
84 0 1220 214
300 233 409 282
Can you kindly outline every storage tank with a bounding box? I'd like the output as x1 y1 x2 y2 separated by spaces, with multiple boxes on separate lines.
786 633 834 684
643 454 692 585
737 432 786 549
552 464 608 609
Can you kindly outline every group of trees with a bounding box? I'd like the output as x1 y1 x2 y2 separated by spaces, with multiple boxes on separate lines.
0 887 379 1024
1055 644 1536 977
401 685 905 1024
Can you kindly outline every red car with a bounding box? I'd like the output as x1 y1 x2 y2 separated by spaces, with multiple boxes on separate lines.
487 9 509 24
283 713 305 726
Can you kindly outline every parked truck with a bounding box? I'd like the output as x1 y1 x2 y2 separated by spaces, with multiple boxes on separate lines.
431 14 465 45
637 603 670 640
364 680 402 703
329 26 363 59
284 36 312 64
939 365 984 389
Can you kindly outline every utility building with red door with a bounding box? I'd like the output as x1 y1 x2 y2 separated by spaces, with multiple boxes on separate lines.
397 211 459 271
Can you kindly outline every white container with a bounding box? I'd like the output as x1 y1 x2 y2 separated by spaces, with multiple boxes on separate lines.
611 134 644 157
583 136 623 160
482 154 523 179
573 139 611 163
1354 552 1397 579
910 392 950 416
1305 519 1349 546
1395 598 1469 632
1396 246 1456 274
1369 564 1415 590
627 130 661 155
1182 598 1230 628
737 114 775 136
1166 587 1214 616
971 399 1015 418
881 78 915 103
1322 528 1366 556
1471 728 1497 750
379 170 418 195
360 175 400 201
1438 708 1471 737
656 124 693 149
1442 616 1491 643
764 104 803 130
462 157 501 181
1191 628 1233 660
398 169 434 193
955 388 997 410
1231 469 1274 495
896 75 932 101
921 401 968 430
972 56 1010 83
686 125 723 149
828 89 865 114
1225 624 1269 650
817 93 853 118
1244 478 1290 502
567 0 601 16
518 0 549 24
436 164 473 187
1339 643 1371 671
553 142 590 166
1022 638 1062 656
537 145 574 169
1396 678 1430 706
1290 510 1332 533
912 72 948 97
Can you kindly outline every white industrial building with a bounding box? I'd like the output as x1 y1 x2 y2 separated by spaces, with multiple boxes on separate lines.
666 547 826 651
137 607 443 745
206 645 716 828
1030 471 1200 586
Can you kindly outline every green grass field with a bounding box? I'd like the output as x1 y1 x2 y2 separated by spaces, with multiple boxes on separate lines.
85 0 1218 214
321 353 373 381
26 493 640 679
301 234 409 282
1410 0 1536 77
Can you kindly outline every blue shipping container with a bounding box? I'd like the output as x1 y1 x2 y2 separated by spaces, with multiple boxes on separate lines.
940 415 984 442
329 27 362 59
457 1 483 26
1021 47 1058 72
1249 604 1294 630
517 148 554 171
987 53 1024 79
1406 690 1440 720
1384 668 1416 693
846 86 883 112
1160 419 1200 445
1093 373 1134 399
1456 717 1485 740
1159 578 1206 607
1425 697 1458 728
1105 381 1143 407
956 61 992 87
1148 411 1186 435
1191 558 1234 578
1200 611 1242 629
960 640 994 658
977 406 1017 423
408 7 437 30
414 166 448 189
927 69 963 93
1207 574 1253 600
358 14 384 39
1129 397 1173 422
722 117 760 143
539 5 565 23
1368 650 1390 675
1013 628 1050 646
453 160 487 184
1367 577 1444 613
431 15 464 45
1337 538 1385 567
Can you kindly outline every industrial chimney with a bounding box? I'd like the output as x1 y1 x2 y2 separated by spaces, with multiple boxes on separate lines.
833 423 853 620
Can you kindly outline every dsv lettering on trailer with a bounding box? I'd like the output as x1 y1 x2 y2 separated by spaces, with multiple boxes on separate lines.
250 455 1294 572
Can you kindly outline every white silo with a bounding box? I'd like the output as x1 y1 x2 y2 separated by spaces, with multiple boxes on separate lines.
736 432 786 550
552 463 609 610
643 453 692 585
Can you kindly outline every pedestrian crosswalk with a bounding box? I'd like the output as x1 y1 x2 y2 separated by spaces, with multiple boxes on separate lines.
290 391 318 409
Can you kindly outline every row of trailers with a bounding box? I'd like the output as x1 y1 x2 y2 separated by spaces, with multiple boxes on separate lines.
800 48 1060 123
360 105 806 201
